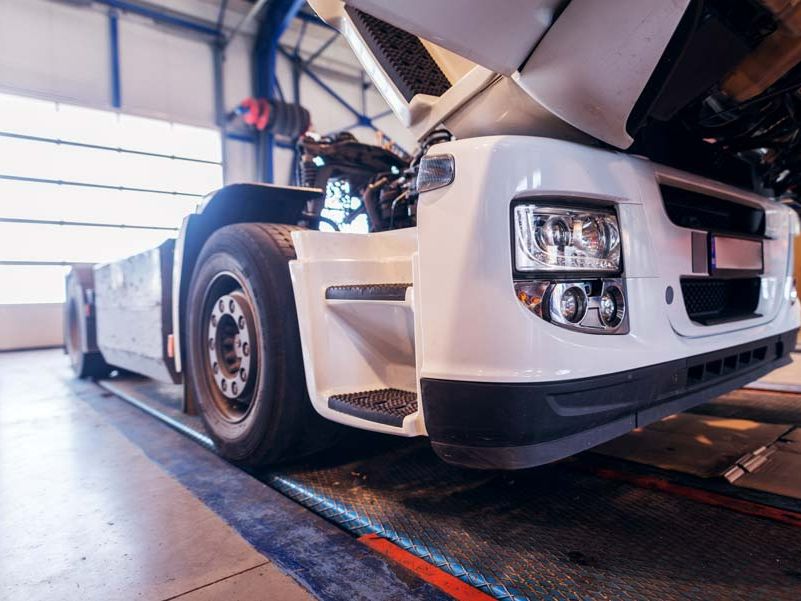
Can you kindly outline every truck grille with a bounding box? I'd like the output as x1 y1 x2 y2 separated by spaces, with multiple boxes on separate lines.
680 277 761 325
661 185 765 237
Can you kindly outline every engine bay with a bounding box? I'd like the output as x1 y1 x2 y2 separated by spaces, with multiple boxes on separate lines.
631 0 801 205
297 130 451 232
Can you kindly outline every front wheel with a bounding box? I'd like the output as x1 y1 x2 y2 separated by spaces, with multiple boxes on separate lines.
185 223 340 466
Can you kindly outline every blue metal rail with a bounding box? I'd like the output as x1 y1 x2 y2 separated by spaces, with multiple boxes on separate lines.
108 12 122 109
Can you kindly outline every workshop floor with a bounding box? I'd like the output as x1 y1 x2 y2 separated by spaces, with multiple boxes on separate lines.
5 348 801 600
85 356 801 599
0 349 312 601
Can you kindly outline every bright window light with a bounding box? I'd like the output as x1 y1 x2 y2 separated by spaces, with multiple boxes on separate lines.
0 93 59 137
55 103 122 147
118 113 174 154
0 181 198 228
0 265 71 305
172 123 223 162
0 92 223 304
0 222 174 264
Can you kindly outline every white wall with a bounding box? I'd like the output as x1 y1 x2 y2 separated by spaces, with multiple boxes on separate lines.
0 304 63 351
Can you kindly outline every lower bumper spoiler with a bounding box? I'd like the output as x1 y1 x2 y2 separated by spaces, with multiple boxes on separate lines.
421 329 798 469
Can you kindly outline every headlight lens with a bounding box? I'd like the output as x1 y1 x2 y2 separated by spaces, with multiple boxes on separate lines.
514 205 621 272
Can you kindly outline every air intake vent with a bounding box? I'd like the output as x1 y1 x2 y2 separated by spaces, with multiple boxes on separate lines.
661 185 765 237
680 277 760 325
686 345 769 387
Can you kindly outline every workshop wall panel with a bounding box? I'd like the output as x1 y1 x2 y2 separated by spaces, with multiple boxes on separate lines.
118 18 216 126
0 0 108 107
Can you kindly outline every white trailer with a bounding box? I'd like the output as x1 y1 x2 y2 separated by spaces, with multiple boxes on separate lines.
66 0 801 469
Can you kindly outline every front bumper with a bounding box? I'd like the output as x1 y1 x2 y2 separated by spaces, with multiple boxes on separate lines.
422 329 797 469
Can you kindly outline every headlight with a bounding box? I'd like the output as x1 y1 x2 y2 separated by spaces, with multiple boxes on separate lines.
514 204 621 273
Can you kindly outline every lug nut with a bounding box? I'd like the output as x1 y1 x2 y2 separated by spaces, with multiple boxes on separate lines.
229 299 235 313
213 362 219 374
238 316 245 329
218 299 225 312
242 342 249 356
208 338 214 350
240 368 247 381
231 382 238 395
221 379 227 391
211 315 217 327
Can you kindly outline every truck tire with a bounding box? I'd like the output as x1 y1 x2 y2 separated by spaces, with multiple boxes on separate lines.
64 268 110 378
185 223 340 466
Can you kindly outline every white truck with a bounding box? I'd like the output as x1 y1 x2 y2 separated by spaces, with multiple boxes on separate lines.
66 0 801 469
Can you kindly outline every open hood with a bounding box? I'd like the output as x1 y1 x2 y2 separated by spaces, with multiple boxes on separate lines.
309 0 801 201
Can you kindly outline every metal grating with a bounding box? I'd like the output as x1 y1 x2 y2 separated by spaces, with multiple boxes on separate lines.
346 7 451 101
267 436 801 601
681 277 760 325
328 388 417 427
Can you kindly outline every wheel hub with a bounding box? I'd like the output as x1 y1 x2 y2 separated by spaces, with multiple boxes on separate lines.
207 291 255 401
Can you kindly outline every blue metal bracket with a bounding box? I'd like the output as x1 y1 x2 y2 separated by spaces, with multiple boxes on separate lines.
253 0 306 183
108 12 122 109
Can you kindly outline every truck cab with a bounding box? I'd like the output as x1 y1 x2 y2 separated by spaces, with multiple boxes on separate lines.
66 0 801 469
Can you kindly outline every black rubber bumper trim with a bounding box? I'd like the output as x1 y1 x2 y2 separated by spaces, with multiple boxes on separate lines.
421 328 798 470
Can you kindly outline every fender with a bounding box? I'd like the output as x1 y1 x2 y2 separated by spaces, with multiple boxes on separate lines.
171 183 322 406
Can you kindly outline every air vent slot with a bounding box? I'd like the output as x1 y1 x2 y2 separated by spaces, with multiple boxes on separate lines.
686 345 769 388
661 185 765 237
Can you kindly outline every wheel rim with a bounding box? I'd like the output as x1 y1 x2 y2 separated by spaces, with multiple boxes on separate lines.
202 273 259 423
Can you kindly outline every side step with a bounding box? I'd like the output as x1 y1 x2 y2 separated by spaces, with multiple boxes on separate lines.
325 283 411 302
328 388 418 427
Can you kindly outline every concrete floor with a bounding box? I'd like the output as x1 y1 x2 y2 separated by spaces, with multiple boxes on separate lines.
0 349 313 601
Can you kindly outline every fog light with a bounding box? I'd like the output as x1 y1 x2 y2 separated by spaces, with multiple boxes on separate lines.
515 278 628 334
558 286 587 323
600 285 625 326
